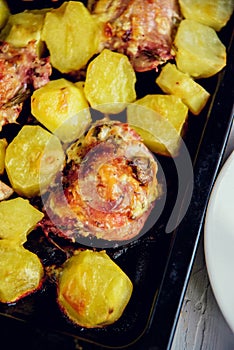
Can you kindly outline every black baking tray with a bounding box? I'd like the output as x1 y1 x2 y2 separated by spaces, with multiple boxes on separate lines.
0 2 234 350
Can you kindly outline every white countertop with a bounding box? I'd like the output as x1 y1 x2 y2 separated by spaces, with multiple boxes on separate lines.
171 120 234 350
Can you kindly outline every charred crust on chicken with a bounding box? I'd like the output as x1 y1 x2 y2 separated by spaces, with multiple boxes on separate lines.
0 40 52 131
39 120 159 245
88 0 182 72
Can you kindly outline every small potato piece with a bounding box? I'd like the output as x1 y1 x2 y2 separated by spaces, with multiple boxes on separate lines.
0 240 43 303
178 0 234 31
4 10 46 41
74 81 85 90
0 197 43 243
0 0 9 29
41 1 104 73
0 180 13 201
31 79 91 143
5 125 65 197
174 19 226 78
0 10 47 56
84 49 136 114
87 0 123 22
156 63 210 115
127 94 188 157
57 250 133 328
0 138 7 174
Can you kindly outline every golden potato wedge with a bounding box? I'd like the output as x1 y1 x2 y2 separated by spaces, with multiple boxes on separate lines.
0 180 13 201
31 78 91 143
0 138 7 174
178 0 234 31
0 9 48 56
84 49 136 114
127 94 188 157
156 63 210 115
0 197 43 243
174 19 226 78
41 1 104 73
5 125 65 197
57 250 133 328
0 239 43 303
0 0 9 30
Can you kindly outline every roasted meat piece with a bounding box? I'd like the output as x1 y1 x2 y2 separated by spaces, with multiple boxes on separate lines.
0 41 52 131
88 0 181 72
40 120 159 245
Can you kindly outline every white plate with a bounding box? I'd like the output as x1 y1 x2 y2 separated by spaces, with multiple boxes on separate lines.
204 150 234 333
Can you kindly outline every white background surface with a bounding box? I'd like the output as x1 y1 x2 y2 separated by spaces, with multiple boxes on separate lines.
205 150 234 334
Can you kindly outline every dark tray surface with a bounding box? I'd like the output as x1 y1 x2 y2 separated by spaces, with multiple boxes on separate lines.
0 2 234 350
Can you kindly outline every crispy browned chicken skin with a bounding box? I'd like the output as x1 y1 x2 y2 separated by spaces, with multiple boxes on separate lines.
0 41 51 131
40 120 159 244
89 0 181 71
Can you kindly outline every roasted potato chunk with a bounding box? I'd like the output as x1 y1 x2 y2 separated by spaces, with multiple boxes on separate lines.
57 250 133 328
84 49 136 114
41 1 104 73
0 138 7 174
127 94 188 157
174 19 226 78
0 10 48 56
0 239 43 303
5 125 65 197
156 63 210 115
31 78 91 143
178 0 234 31
0 197 43 243
0 0 9 29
